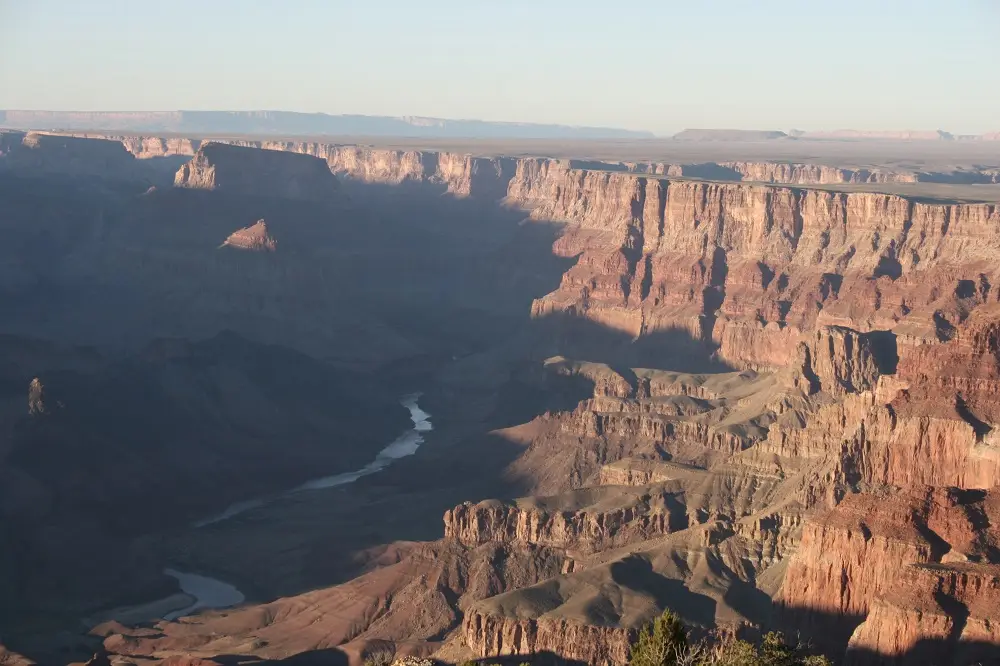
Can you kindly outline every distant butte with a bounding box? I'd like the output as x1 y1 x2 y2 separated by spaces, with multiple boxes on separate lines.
173 142 339 201
221 220 277 252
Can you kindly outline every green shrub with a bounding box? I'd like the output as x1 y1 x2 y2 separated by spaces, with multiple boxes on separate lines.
695 631 833 666
629 609 688 666
627 612 832 666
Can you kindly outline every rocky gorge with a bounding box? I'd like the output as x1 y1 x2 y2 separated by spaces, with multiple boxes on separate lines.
0 133 999 664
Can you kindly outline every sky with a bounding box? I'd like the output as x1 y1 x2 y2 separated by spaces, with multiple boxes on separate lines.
1 0 998 135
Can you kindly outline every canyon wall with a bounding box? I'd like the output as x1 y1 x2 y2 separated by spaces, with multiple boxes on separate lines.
624 160 917 184
4 134 1000 663
463 609 635 666
781 488 1000 663
443 488 687 552
27 131 1000 191
173 142 340 201
511 169 1000 371
0 131 138 178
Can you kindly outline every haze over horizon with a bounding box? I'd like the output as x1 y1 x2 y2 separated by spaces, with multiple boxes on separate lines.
1 0 998 136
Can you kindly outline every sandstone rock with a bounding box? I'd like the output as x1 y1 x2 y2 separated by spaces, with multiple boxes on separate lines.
220 220 277 252
463 608 635 665
798 326 883 396
721 161 914 185
173 142 339 201
0 131 138 179
780 487 1000 655
444 485 688 552
845 563 1000 665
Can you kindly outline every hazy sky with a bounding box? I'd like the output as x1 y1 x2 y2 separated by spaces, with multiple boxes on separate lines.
1 0 997 135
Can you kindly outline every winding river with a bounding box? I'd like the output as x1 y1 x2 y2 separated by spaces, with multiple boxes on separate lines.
161 393 431 619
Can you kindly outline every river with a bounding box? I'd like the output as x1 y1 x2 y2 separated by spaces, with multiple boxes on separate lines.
160 393 431 619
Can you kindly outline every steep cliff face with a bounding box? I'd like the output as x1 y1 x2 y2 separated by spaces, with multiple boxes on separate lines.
799 326 883 396
0 131 139 179
624 160 917 185
443 486 688 552
721 161 914 185
515 170 1000 371
463 609 635 666
120 135 200 158
846 563 1000 665
41 134 203 159
780 488 1000 654
173 143 339 201
204 142 516 198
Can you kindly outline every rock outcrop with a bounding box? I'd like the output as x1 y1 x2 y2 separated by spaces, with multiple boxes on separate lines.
624 160 918 184
846 563 1000 666
781 487 1000 656
173 142 339 201
0 131 138 179
119 135 201 158
444 486 688 552
220 220 277 252
463 609 635 665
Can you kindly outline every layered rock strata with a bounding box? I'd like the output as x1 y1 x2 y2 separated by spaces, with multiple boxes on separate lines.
444 486 688 552
220 219 277 251
0 131 137 178
173 142 339 201
4 135 1000 664
463 609 635 666
37 131 1000 188
846 563 1000 665
782 488 1000 662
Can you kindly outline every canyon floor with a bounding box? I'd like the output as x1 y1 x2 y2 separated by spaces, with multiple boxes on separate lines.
1 131 1000 666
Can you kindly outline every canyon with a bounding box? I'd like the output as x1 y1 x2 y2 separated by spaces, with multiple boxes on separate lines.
0 131 999 665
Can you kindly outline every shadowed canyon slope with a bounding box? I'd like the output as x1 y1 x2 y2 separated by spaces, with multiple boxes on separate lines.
1 134 1000 665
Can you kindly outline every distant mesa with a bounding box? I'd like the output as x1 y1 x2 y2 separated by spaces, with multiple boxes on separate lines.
221 220 277 252
0 109 654 139
796 129 955 141
0 130 137 177
673 127 1000 142
173 142 339 202
672 128 789 141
